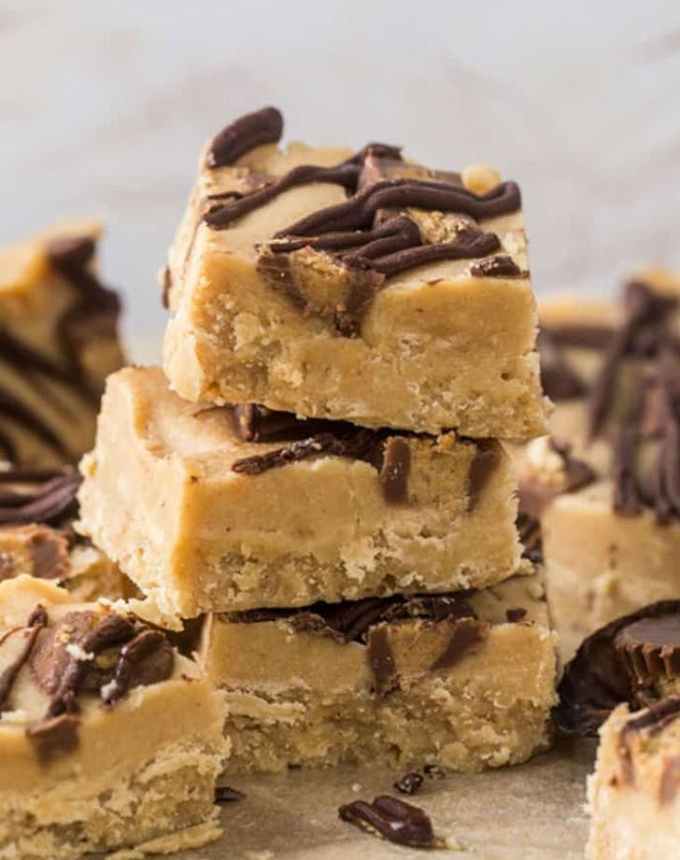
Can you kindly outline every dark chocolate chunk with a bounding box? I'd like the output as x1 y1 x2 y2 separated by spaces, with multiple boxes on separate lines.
367 626 398 696
26 712 80 764
339 795 437 849
506 608 527 623
394 771 424 796
430 618 488 671
207 107 284 169
466 440 500 512
380 437 410 504
102 629 175 705
215 785 245 803
516 511 543 564
556 601 680 736
470 255 526 278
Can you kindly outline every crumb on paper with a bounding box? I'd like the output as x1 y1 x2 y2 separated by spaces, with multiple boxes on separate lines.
443 832 466 851
352 783 362 793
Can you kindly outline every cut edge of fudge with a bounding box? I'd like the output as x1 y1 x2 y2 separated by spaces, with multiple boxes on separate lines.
200 565 557 774
586 698 680 860
0 575 229 859
78 366 522 618
162 106 548 439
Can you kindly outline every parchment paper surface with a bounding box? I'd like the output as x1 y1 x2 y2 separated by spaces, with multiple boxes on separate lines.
173 738 595 860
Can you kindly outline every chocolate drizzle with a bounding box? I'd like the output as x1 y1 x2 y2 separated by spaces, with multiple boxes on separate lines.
278 178 521 238
0 467 81 526
338 795 438 849
556 600 680 736
587 283 676 441
470 255 527 278
229 589 485 696
0 605 47 712
207 106 284 168
0 234 121 466
228 405 414 504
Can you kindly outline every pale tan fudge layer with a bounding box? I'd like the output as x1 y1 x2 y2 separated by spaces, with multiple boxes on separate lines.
0 222 125 467
163 136 548 438
518 275 680 658
0 523 134 603
587 700 680 860
202 567 557 774
0 576 228 860
78 366 521 618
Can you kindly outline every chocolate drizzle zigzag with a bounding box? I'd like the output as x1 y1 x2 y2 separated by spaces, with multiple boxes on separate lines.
540 281 680 522
0 235 121 464
201 108 523 337
0 466 81 526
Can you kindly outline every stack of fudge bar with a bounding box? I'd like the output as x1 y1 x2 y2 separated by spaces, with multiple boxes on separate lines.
79 106 558 777
0 225 229 859
517 269 680 659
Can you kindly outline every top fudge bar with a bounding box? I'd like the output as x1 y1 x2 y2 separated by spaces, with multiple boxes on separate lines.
0 222 124 467
163 106 548 438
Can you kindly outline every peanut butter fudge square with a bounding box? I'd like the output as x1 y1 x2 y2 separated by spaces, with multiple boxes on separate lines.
519 272 680 658
200 565 556 773
0 222 124 467
163 106 548 438
587 699 680 860
0 464 133 602
78 366 521 618
0 575 229 859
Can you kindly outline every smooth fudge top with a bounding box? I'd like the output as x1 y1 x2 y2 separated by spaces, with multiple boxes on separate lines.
167 106 529 338
0 576 185 766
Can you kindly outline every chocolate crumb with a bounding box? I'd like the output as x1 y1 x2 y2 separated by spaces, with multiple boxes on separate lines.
394 771 424 796
215 785 245 803
339 794 438 849
506 608 527 623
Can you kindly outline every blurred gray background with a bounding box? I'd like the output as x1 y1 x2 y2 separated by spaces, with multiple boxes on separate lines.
2 0 680 357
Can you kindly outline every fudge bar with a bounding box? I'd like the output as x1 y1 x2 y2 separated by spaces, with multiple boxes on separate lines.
163 106 548 438
0 575 229 859
519 272 680 658
200 565 557 773
587 699 680 860
0 222 124 467
0 465 132 602
78 366 522 618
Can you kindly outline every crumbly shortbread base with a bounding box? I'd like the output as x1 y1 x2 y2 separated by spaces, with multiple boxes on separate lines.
0 741 224 860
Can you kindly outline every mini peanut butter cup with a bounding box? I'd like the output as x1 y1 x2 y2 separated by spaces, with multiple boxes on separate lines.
556 600 680 736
